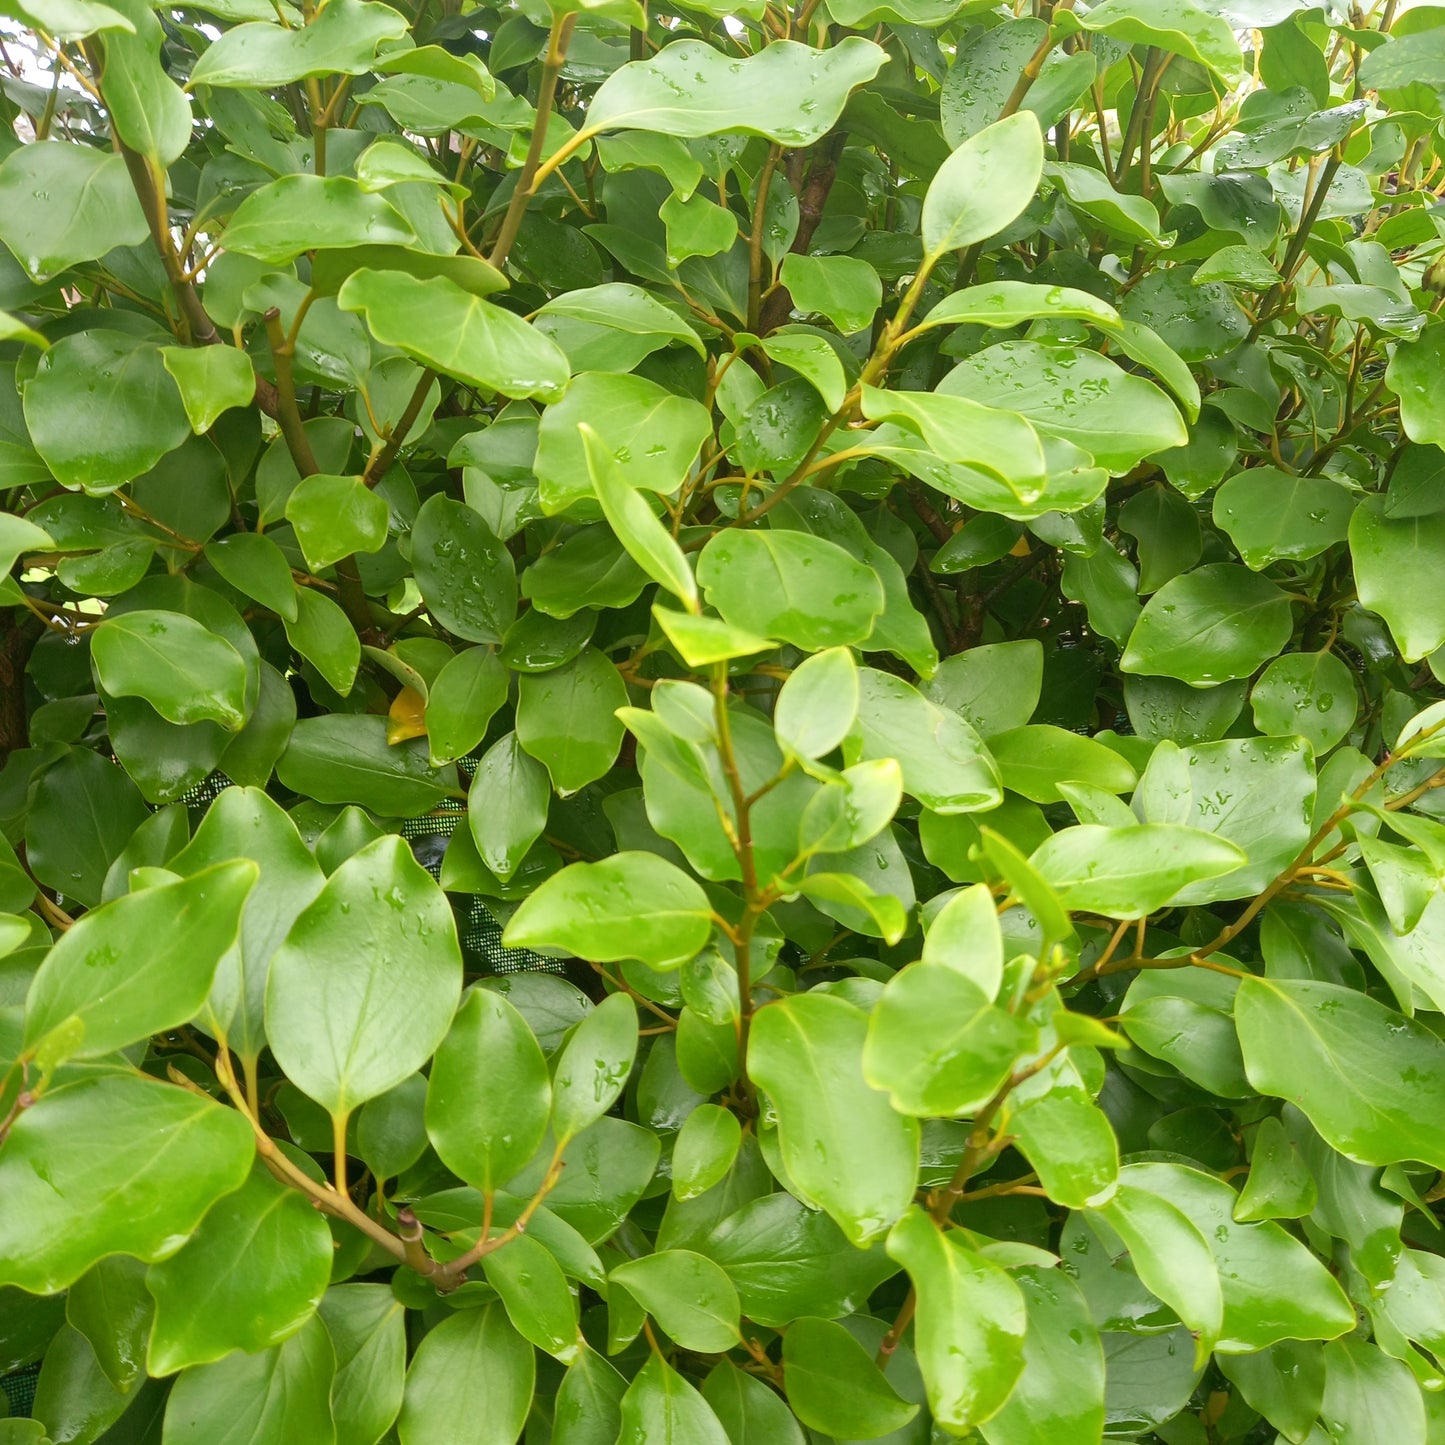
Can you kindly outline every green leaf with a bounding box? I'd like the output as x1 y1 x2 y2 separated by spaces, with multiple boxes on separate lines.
424 647 507 766
1030 824 1246 918
98 0 191 165
941 341 1186 475
1133 737 1315 902
652 607 775 668
1009 1086 1120 1209
482 1234 579 1363
160 346 257 436
581 425 698 611
774 647 858 760
864 961 1036 1116
554 1350 627 1445
610 1250 740 1352
24 332 191 492
277 716 453 818
1235 1115 1318 1221
318 1285 406 1445
1078 0 1242 79
425 987 551 1194
536 284 705 362
1122 564 1294 686
225 176 415 266
144 1163 334 1375
1386 324 1445 450
535 372 710 514
922 111 1045 260
0 144 148 283
616 1353 729 1445
503 852 712 970
396 1302 532 1445
847 667 1002 814
0 0 133 37
64 1255 152 1393
1121 1161 1353 1353
1088 1174 1223 1364
467 731 551 882
338 269 569 403
410 493 518 645
1349 495 1445 662
987 725 1137 804
285 589 361 697
886 1207 1027 1431
921 883 1003 995
285 475 390 572
205 534 296 624
779 253 881 335
549 992 640 1143
161 1315 336 1445
781 1316 918 1438
265 835 463 1118
981 1266 1105 1445
859 385 1047 502
702 1362 805 1445
1235 976 1445 1168
190 0 409 86
516 648 626 796
1217 1341 1324 1443
672 1105 742 1203
748 992 919 1246
24 859 254 1060
1320 1339 1426 1445
587 38 886 145
92 610 249 730
0 1074 254 1294
1251 650 1356 754
1214 467 1355 570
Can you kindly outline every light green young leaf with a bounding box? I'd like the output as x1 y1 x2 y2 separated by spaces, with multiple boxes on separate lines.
503 852 712 970
921 111 1045 260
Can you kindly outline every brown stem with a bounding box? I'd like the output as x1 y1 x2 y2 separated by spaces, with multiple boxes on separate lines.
362 368 437 488
487 13 577 271
747 144 784 332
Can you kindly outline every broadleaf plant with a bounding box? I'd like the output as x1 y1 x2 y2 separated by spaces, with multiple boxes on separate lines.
2 0 1445 1439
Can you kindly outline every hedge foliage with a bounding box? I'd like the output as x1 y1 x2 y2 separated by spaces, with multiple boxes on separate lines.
4 0 1445 1440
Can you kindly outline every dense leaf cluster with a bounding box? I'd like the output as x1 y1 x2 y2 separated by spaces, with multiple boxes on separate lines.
3 0 1445 1439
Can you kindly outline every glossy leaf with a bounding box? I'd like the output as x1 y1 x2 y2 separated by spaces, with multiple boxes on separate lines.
748 992 919 1246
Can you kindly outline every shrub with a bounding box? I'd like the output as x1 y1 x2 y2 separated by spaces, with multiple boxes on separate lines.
2 0 1445 1439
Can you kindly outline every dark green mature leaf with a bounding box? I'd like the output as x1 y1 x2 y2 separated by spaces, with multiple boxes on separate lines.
781 1316 917 1438
265 835 462 1118
1236 977 1445 1168
0 1075 254 1294
162 1314 337 1445
616 1353 729 1445
749 992 918 1246
395 1302 533 1445
1349 496 1445 662
1122 564 1293 685
410 494 518 645
610 1250 740 1352
145 1163 334 1375
277 716 455 818
516 648 626 795
425 987 551 1193
318 1285 406 1445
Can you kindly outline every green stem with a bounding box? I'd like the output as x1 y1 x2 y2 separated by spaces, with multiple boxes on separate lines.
488 13 577 271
